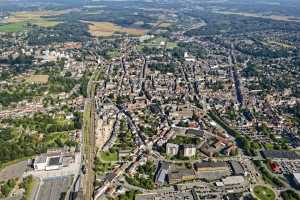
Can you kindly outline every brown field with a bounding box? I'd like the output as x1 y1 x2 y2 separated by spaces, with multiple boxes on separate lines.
26 75 49 84
2 10 69 27
215 11 300 22
84 21 147 37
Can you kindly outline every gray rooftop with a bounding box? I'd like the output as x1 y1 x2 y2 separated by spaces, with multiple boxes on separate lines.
229 161 244 175
35 154 47 164
48 156 62 166
194 161 227 169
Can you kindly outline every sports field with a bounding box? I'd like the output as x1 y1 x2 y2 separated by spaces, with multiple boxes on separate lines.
253 185 276 200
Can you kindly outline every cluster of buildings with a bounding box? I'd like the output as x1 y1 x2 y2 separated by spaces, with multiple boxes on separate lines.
200 136 237 157
166 143 197 157
155 160 246 186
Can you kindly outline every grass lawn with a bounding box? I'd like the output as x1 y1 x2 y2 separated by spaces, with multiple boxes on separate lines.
107 50 121 59
99 151 118 162
139 36 177 49
254 185 276 200
0 22 26 32
265 143 274 150
167 41 178 49
149 37 166 45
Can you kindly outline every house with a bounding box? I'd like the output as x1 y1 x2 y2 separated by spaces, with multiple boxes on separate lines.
118 149 131 160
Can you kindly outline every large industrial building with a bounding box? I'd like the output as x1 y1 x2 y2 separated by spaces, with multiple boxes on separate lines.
194 161 228 173
33 149 75 171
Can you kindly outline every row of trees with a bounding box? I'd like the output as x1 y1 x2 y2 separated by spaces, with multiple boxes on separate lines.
281 190 300 200
253 161 285 188
208 111 260 156
49 75 79 93
148 62 176 74
0 112 80 164
0 84 46 107
184 11 300 36
27 22 90 46
3 113 76 134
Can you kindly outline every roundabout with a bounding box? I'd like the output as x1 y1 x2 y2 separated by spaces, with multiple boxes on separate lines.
253 185 276 200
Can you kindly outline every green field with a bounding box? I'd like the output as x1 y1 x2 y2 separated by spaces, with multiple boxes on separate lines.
139 36 178 50
0 22 26 32
107 50 121 59
99 151 118 162
254 185 276 200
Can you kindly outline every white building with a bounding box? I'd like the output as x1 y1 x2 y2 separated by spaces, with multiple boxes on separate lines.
33 149 73 171
184 52 196 62
166 143 179 156
183 144 196 157
33 154 47 171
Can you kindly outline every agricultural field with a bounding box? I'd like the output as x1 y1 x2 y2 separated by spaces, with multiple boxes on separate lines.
215 11 300 22
0 10 65 32
84 21 147 37
0 22 26 32
26 75 49 84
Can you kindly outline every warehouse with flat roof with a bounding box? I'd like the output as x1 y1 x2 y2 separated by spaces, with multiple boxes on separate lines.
229 161 245 176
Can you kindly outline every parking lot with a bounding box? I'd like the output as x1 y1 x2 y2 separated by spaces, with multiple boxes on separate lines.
36 176 72 200
0 160 28 181
278 160 300 174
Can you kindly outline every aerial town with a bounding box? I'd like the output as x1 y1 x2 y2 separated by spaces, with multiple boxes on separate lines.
0 0 300 200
